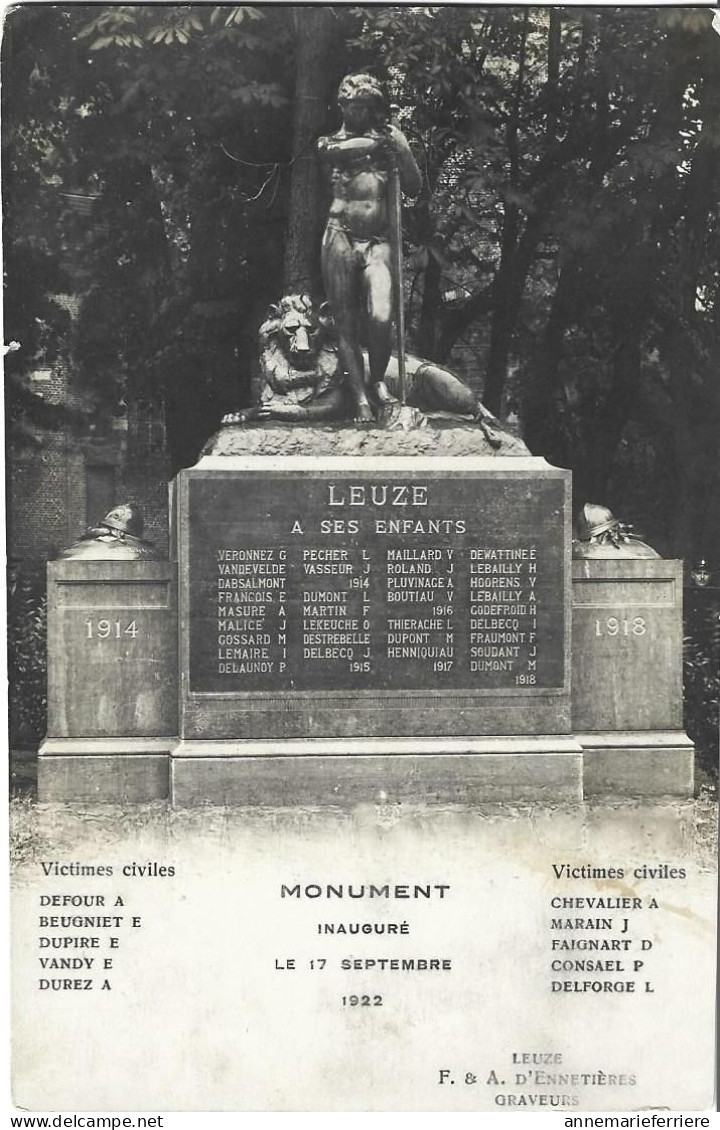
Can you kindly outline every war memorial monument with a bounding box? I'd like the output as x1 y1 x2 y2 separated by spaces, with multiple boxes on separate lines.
38 73 693 806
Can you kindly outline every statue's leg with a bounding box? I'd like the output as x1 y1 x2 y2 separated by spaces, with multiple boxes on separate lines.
321 225 373 421
364 241 396 406
414 362 477 414
415 362 502 448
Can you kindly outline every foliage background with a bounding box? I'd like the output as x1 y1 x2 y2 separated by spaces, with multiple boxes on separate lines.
3 4 718 778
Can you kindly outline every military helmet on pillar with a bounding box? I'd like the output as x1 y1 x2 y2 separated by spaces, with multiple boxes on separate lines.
102 503 145 540
573 502 659 559
575 504 617 543
58 501 157 560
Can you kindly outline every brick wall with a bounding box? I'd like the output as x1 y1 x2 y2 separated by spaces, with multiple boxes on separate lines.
8 438 86 561
8 423 171 563
8 279 171 563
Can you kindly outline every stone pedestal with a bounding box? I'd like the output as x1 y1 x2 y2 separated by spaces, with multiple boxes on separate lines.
171 735 584 806
37 426 696 803
38 560 177 802
37 738 171 803
166 437 576 802
176 453 571 746
572 558 693 796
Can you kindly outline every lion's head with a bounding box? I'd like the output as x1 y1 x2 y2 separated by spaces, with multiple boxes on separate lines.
259 293 333 372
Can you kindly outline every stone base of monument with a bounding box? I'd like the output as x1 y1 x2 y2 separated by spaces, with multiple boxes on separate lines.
38 737 172 802
571 557 694 796
38 559 178 804
44 559 178 739
36 431 695 805
37 734 694 804
572 557 684 731
176 452 572 741
578 731 695 798
169 736 584 806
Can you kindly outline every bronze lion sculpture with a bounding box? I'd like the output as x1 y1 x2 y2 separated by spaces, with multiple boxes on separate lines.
223 293 504 447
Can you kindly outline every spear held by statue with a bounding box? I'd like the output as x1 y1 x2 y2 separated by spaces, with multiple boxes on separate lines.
389 160 407 406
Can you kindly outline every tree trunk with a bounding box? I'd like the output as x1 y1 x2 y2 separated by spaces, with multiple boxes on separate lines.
406 176 443 357
282 8 340 294
481 9 528 414
483 206 547 414
522 262 578 462
437 284 494 361
579 327 641 505
546 9 562 144
483 250 520 415
415 250 443 359
661 51 720 556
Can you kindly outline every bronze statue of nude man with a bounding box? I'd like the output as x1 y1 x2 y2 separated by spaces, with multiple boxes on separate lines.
318 73 422 421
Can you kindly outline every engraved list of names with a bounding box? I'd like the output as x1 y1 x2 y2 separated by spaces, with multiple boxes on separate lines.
187 471 567 694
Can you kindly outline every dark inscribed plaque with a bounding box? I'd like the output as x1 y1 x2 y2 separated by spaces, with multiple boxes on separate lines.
187 469 567 696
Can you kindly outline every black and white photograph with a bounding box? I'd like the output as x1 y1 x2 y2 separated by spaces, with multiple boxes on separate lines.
4 2 719 1117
